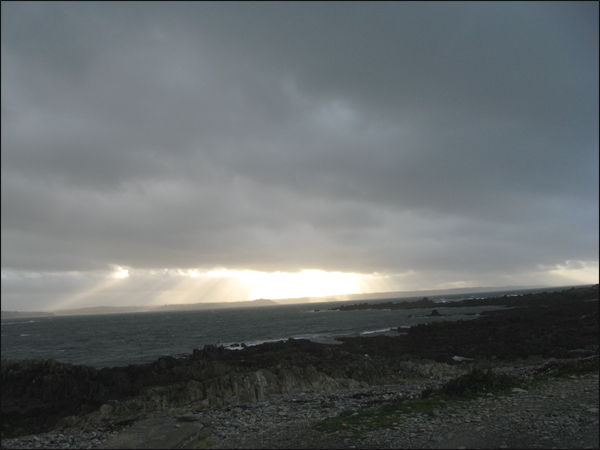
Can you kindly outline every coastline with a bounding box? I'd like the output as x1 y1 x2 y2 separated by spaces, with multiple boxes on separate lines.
1 286 598 446
0 301 504 369
1 359 597 449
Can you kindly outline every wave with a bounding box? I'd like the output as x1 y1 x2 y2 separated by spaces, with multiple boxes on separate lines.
223 338 287 350
360 328 392 335
222 327 398 349
1 320 39 326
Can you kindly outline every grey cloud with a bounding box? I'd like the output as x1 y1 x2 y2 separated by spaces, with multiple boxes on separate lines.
1 2 597 307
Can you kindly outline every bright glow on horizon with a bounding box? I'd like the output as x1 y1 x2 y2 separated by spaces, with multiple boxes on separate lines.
180 268 390 300
247 270 360 300
113 267 129 278
13 259 597 312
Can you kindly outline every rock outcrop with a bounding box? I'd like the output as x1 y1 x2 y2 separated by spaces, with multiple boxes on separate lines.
1 340 377 438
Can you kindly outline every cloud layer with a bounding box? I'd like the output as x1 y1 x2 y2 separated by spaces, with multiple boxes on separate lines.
2 2 598 309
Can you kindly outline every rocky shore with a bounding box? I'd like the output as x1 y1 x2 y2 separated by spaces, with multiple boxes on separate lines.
209 369 599 449
1 361 597 449
1 285 598 448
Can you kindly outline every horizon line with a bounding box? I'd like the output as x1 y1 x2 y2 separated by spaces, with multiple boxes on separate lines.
2 283 595 315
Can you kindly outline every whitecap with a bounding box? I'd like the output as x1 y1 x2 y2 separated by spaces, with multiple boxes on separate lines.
1 322 27 326
223 338 287 350
360 328 391 335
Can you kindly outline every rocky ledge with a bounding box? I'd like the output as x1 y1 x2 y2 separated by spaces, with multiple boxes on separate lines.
1 285 598 446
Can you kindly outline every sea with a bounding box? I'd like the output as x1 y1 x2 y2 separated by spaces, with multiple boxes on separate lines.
0 287 566 369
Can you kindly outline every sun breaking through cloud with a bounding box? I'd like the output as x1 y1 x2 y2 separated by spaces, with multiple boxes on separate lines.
1 2 598 310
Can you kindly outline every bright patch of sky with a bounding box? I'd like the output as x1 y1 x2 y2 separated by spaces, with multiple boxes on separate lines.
1 2 598 310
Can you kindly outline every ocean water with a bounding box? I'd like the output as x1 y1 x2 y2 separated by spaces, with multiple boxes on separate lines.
1 298 510 369
6 285 570 369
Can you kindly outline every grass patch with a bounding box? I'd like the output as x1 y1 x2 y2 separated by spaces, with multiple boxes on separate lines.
422 368 523 399
313 395 470 437
314 368 526 437
313 360 599 437
534 357 599 379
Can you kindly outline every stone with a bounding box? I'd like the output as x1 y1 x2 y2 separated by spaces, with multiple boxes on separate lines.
452 356 474 362
96 417 211 449
175 413 203 422
511 388 529 393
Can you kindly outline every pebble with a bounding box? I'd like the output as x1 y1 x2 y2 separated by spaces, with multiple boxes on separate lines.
1 362 598 449
0 431 120 449
209 367 599 449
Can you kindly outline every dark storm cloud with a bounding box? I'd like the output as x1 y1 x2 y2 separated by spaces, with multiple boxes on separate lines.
1 2 598 309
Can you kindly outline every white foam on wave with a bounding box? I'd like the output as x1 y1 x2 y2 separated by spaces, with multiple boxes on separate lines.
223 338 287 350
293 331 353 341
2 320 39 325
360 328 392 335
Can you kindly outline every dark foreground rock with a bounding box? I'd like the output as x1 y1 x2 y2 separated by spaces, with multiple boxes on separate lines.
208 371 599 449
2 364 597 449
1 285 598 440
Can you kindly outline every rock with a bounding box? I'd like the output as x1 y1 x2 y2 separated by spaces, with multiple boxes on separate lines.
99 404 113 417
452 356 474 362
175 413 203 422
96 416 211 449
511 388 529 393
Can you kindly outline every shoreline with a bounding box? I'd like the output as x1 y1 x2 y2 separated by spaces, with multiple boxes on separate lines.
1 304 499 369
1 359 597 449
2 286 597 442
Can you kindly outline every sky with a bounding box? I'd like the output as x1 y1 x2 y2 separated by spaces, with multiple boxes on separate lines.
1 2 598 311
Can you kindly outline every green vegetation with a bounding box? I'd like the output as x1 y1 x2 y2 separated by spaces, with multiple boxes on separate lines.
313 394 469 437
314 361 599 437
421 368 522 399
534 357 599 379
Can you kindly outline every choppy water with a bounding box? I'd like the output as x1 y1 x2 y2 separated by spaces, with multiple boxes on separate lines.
1 288 561 368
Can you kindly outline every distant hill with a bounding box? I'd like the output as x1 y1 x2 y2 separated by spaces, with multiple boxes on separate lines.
1 310 55 319
327 285 552 301
3 285 590 317
2 299 278 318
51 298 278 316
269 285 555 305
